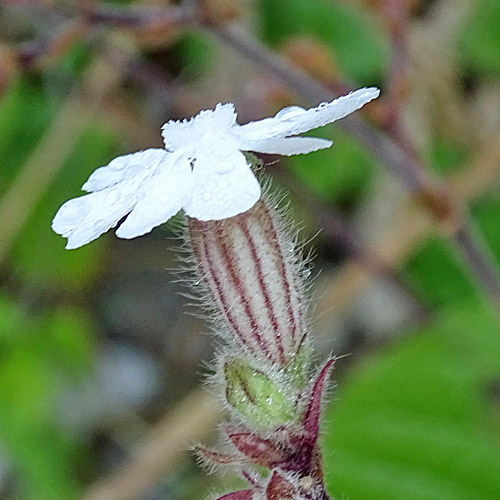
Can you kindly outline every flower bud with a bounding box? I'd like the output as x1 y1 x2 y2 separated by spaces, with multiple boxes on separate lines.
224 358 296 428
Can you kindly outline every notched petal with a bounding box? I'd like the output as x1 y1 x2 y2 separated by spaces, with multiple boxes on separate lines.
183 149 261 221
244 136 332 156
238 87 380 141
115 152 193 239
52 187 136 249
82 149 167 193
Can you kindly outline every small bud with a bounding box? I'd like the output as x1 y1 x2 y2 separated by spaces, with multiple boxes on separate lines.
215 490 254 500
195 445 242 466
265 471 295 500
224 358 296 428
227 431 287 467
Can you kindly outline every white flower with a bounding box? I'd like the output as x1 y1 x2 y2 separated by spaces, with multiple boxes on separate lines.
52 87 379 249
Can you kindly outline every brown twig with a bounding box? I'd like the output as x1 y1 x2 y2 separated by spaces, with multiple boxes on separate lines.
207 22 500 311
81 388 220 500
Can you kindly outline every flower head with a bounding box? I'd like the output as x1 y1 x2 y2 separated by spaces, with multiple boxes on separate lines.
52 87 379 249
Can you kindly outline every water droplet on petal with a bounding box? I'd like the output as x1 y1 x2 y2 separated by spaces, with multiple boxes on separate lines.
215 162 234 174
59 198 91 225
108 158 127 170
105 190 121 204
275 106 306 120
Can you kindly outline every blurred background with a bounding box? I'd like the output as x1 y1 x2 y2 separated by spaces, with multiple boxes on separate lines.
1 0 500 499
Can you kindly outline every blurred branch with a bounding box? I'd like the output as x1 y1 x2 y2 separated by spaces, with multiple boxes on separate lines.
82 388 220 500
315 134 500 329
83 2 191 28
273 167 428 324
208 22 500 312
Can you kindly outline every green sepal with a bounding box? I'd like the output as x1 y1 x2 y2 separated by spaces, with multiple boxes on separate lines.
224 359 296 428
283 340 312 389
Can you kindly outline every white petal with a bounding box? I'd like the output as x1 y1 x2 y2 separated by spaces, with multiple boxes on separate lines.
52 186 140 249
52 155 159 249
82 149 167 192
243 136 332 156
162 103 237 151
116 153 194 239
237 87 380 142
183 149 261 221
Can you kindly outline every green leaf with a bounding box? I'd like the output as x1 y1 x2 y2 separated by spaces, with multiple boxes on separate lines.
224 358 296 428
256 0 388 83
324 300 500 500
402 237 475 308
0 294 90 500
9 124 120 289
402 193 500 309
428 135 469 176
0 77 58 190
459 0 500 77
286 129 377 208
174 32 217 80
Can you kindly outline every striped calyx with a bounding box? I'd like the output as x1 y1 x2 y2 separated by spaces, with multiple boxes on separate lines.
188 199 307 366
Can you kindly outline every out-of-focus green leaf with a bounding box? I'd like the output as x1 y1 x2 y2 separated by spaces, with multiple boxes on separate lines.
472 195 500 265
9 124 120 289
43 306 95 377
286 129 377 208
174 32 217 80
428 135 469 175
403 237 474 308
0 294 94 500
256 0 388 83
403 193 500 309
324 300 500 500
459 0 500 77
0 77 58 189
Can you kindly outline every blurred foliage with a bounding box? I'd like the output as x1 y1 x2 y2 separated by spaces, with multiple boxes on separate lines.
172 32 217 81
256 0 388 84
459 0 500 77
324 300 500 500
0 0 500 499
0 294 94 500
403 195 500 309
286 129 377 208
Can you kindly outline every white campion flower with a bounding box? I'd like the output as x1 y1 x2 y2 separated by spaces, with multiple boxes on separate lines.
52 87 379 249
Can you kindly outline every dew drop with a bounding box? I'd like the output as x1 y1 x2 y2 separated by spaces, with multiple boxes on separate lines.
94 218 107 230
275 106 306 120
59 198 91 225
215 162 234 174
108 158 127 170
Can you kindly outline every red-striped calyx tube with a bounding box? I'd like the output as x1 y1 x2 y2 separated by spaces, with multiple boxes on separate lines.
188 198 308 366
